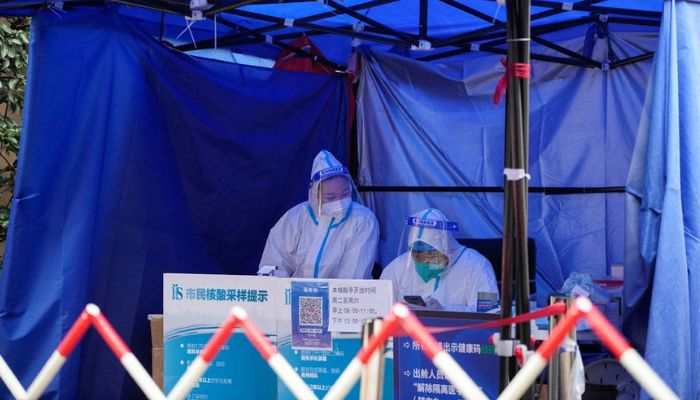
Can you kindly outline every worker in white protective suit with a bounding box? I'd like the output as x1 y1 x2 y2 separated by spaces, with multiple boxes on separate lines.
258 150 379 279
380 208 499 310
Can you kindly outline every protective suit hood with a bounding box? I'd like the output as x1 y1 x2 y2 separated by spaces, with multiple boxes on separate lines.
406 208 462 262
308 150 352 213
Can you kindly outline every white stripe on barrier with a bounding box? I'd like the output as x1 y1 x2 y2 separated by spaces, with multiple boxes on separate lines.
166 356 209 400
25 351 66 400
120 353 166 400
268 353 318 400
619 349 679 400
0 355 27 399
497 353 548 400
324 358 363 400
433 351 488 400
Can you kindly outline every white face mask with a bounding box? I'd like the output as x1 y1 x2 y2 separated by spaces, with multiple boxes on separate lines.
321 197 352 217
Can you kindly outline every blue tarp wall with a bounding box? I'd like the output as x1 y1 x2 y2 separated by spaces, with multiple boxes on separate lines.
357 37 654 299
625 0 700 398
0 8 349 399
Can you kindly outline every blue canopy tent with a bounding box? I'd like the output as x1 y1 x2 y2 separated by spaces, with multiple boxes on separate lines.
0 0 692 398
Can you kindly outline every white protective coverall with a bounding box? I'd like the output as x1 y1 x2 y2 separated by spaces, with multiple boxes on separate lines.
259 151 379 279
380 208 499 309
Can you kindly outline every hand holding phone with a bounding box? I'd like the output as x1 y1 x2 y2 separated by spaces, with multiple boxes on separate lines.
403 295 427 307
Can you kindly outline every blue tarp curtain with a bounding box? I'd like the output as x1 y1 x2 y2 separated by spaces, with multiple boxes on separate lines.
624 0 700 398
356 35 655 302
0 7 349 399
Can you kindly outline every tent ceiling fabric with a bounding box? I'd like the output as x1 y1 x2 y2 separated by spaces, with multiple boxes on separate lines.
0 0 661 67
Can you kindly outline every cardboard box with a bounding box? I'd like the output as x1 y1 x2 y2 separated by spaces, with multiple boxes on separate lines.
152 348 164 389
148 314 164 348
148 314 164 389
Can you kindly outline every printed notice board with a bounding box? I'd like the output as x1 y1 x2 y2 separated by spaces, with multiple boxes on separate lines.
394 310 500 400
164 274 392 399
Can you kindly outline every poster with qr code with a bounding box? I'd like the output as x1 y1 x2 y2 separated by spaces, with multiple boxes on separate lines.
291 281 331 350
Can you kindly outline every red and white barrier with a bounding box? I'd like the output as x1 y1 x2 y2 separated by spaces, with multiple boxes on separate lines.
0 303 317 400
579 298 678 400
25 308 92 400
86 305 166 400
498 297 679 400
0 299 681 400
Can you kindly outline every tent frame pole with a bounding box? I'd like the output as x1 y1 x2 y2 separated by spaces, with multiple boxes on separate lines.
418 0 428 40
499 0 533 397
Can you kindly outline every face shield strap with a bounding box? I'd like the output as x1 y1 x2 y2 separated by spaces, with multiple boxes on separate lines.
309 166 349 188
406 217 459 232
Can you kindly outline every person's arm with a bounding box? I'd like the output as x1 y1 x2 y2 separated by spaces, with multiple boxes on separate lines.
465 256 500 307
337 212 380 279
258 209 299 277
379 261 401 303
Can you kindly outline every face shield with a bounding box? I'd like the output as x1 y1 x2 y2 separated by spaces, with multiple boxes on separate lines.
308 166 361 218
398 213 460 282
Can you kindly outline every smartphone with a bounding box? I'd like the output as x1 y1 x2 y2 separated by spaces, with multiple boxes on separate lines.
403 295 427 307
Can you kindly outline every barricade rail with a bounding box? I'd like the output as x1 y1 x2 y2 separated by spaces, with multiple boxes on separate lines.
0 298 678 400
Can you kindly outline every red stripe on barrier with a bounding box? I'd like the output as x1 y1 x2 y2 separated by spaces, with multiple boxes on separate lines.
582 304 631 358
357 311 402 364
200 314 239 363
88 312 131 359
401 311 444 360
240 318 277 361
57 310 91 357
535 305 583 360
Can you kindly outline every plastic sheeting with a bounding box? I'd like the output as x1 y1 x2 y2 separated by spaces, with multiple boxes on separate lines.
624 0 700 398
0 7 349 399
356 30 655 301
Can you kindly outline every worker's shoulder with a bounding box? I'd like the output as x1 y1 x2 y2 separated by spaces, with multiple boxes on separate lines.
378 262 394 280
464 247 491 264
351 202 378 221
380 253 409 277
277 202 312 221
452 247 492 272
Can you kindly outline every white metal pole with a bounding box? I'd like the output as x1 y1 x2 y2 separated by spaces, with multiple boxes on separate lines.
25 351 66 400
0 355 27 399
166 356 209 400
268 353 318 400
433 351 489 400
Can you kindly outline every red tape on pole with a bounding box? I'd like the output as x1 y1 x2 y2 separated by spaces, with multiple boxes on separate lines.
357 310 402 364
200 313 239 363
57 309 91 357
400 311 444 360
493 58 532 105
240 317 277 361
535 303 583 360
88 310 131 359
580 301 631 358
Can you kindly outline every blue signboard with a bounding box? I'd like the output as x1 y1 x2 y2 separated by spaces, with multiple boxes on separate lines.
165 332 276 399
394 311 500 400
278 336 394 400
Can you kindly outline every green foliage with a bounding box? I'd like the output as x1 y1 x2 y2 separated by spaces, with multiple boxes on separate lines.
0 17 29 264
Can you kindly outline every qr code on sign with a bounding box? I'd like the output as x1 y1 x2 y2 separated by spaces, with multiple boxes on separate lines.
299 296 323 326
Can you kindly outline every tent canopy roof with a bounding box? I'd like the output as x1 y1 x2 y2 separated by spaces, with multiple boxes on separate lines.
0 0 661 68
